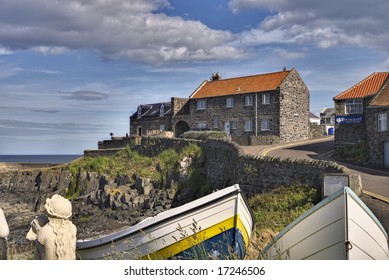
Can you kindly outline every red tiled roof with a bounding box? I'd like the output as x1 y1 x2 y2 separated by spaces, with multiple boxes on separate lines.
190 70 291 99
371 78 389 107
334 72 389 100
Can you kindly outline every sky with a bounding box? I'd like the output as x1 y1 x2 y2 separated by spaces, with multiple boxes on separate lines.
1 0 389 155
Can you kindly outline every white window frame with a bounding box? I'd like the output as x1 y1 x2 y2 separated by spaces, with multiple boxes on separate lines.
245 120 253 132
196 99 207 110
261 119 270 131
245 95 253 106
160 124 165 131
213 115 218 128
378 113 387 132
262 93 270 105
226 97 234 108
345 99 363 114
197 122 208 129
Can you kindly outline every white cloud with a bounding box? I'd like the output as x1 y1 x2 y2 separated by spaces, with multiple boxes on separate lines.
229 0 389 54
0 0 242 64
0 47 12 55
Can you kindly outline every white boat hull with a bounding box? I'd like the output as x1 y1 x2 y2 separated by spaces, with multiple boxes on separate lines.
262 187 389 260
76 184 254 260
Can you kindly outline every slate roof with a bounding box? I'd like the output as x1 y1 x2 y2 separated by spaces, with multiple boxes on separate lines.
370 78 389 107
333 72 389 101
130 102 171 118
309 112 319 119
190 69 291 99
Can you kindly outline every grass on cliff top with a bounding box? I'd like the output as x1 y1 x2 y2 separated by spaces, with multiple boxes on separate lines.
67 143 203 181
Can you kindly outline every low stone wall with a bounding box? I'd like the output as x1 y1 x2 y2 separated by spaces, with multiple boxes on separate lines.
84 148 125 158
98 137 135 149
86 136 348 196
309 123 323 138
203 138 347 196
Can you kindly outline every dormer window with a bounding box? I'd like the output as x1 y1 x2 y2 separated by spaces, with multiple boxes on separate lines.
160 103 165 117
137 106 142 119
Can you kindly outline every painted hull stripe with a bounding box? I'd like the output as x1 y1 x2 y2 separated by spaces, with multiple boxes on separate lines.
140 214 250 260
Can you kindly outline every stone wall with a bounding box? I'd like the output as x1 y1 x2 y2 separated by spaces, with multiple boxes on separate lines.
279 69 310 143
366 107 389 167
202 138 347 196
309 123 323 138
171 97 190 116
86 136 347 195
98 137 134 149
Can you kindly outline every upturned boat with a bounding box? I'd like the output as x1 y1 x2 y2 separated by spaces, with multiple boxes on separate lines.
261 187 389 260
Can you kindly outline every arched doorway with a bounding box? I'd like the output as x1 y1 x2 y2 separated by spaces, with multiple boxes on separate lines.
175 121 190 137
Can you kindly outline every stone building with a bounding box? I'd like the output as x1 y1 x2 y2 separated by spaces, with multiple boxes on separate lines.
366 78 389 168
129 102 172 136
333 71 389 168
173 68 310 145
130 68 310 146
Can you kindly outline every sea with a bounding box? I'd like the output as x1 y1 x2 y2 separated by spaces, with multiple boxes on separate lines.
0 155 82 164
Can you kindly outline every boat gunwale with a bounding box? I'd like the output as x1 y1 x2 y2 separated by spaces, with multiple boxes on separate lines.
77 184 254 250
261 187 388 255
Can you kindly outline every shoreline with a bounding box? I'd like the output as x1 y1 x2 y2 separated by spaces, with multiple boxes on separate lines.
0 162 61 172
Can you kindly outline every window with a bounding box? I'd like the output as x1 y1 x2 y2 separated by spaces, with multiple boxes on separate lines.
245 95 253 106
261 119 270 131
262 93 270 105
226 97 234 108
378 113 387 132
231 120 238 129
197 99 207 110
160 104 165 117
245 120 253 131
160 124 165 131
197 122 208 129
213 115 218 128
345 99 363 114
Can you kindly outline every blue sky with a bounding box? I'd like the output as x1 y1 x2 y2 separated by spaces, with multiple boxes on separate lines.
1 0 389 155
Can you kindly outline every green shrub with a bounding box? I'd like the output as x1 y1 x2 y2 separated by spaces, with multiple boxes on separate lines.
182 131 227 141
337 142 369 162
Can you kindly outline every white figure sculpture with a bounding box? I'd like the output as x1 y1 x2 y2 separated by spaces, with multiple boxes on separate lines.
27 194 77 260
0 208 9 260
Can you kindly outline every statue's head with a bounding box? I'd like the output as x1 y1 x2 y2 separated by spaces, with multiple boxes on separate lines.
44 194 72 219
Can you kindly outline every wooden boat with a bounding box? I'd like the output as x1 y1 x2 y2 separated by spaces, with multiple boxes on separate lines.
261 187 389 260
76 184 254 260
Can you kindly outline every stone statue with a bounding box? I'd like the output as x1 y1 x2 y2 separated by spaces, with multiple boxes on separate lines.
27 194 77 260
0 208 9 260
